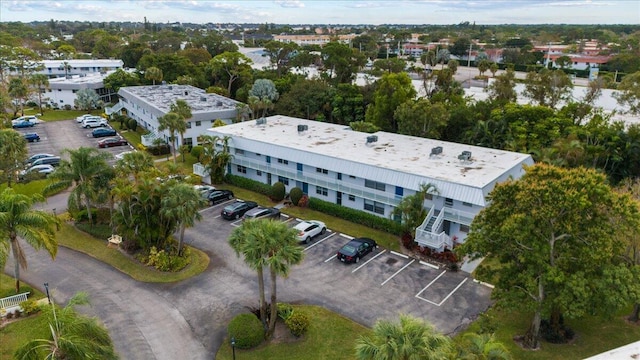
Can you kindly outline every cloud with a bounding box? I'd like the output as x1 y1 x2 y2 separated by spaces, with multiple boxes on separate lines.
274 0 305 8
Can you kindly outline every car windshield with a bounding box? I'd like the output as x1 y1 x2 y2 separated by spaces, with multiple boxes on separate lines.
340 244 357 255
225 203 242 211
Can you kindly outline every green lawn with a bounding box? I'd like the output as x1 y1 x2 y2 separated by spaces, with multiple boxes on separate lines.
215 305 372 360
221 185 401 251
0 310 50 359
0 179 50 197
56 222 210 283
22 108 102 122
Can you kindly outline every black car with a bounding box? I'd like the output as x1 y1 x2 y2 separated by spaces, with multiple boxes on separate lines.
243 206 281 221
92 127 117 138
221 200 258 220
208 190 234 205
336 237 378 264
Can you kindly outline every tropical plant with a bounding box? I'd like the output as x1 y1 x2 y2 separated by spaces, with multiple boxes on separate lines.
160 183 206 255
228 219 304 338
74 88 103 112
169 99 192 162
158 112 187 164
355 314 452 360
44 147 114 225
14 292 118 360
391 183 439 236
199 134 233 183
29 73 49 114
0 188 59 292
0 129 28 188
144 66 163 85
456 333 512 360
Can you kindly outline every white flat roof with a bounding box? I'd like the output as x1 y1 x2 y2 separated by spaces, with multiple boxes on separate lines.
41 59 124 67
118 85 242 114
209 115 532 189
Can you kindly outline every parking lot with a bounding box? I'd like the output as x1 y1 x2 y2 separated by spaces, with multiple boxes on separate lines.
14 118 134 166
190 202 493 335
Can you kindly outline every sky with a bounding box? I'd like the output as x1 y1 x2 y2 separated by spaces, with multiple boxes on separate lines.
0 0 639 25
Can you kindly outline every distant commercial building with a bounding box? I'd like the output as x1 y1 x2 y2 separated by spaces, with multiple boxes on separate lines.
205 115 533 251
116 84 244 147
273 34 356 46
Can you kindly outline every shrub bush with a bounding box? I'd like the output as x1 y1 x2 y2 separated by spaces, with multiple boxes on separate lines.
277 303 294 320
289 187 303 206
127 118 138 131
285 311 310 337
227 313 265 349
75 223 113 241
190 145 204 161
75 209 98 223
19 299 41 315
146 144 171 156
297 194 309 208
137 246 191 272
271 182 286 201
225 174 272 197
308 197 403 235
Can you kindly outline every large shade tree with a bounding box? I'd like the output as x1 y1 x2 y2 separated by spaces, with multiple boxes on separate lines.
0 188 59 292
0 129 28 188
229 219 304 338
366 72 417 132
15 292 118 360
458 164 640 349
355 314 451 360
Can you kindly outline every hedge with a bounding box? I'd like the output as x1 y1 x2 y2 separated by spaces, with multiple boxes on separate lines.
227 313 265 349
308 197 403 235
225 174 272 196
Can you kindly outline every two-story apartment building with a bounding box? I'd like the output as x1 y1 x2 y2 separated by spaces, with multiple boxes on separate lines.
40 59 124 78
207 115 534 251
46 71 118 109
116 84 244 148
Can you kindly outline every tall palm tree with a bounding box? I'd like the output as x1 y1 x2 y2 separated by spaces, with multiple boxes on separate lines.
0 129 28 188
29 73 49 114
9 77 28 116
144 66 163 85
355 314 451 360
44 147 113 225
456 333 512 360
229 219 304 338
14 292 118 360
0 188 59 293
160 183 206 255
114 151 155 182
170 99 192 162
158 112 187 164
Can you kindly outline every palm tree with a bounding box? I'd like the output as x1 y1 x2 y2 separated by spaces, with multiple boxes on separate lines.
158 112 187 164
44 147 113 225
391 183 438 236
456 333 512 360
9 77 28 116
169 99 192 162
0 129 28 188
114 151 154 182
200 135 233 183
355 314 451 360
0 188 59 293
29 73 49 114
144 66 163 85
160 183 206 255
228 219 304 338
14 292 118 360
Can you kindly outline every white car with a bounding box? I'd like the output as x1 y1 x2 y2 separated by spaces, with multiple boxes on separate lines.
294 220 327 244
19 164 55 179
12 115 38 125
82 118 108 128
76 114 97 123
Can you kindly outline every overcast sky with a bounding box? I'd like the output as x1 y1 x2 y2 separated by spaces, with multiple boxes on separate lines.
1 0 638 25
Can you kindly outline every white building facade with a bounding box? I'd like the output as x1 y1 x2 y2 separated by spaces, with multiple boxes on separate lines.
207 115 534 251
40 59 124 78
116 84 244 147
46 71 118 109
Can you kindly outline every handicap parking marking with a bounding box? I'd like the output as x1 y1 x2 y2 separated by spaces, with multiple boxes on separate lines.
380 259 415 286
352 249 386 273
304 232 336 251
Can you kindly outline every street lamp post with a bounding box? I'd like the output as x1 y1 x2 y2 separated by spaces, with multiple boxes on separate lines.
231 337 236 360
44 283 50 304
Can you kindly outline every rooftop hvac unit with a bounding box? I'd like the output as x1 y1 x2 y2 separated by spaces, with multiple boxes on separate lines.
256 118 267 126
168 85 173 90
216 101 223 106
200 96 207 102
458 150 472 161
184 91 189 96
430 146 443 156
297 124 308 132
366 135 378 144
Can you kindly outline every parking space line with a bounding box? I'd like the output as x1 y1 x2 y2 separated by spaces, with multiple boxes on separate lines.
324 254 336 263
419 260 439 270
390 250 409 259
339 234 354 240
352 249 386 273
473 279 495 289
381 259 415 286
304 233 336 251
281 214 290 219
437 278 468 306
415 270 447 298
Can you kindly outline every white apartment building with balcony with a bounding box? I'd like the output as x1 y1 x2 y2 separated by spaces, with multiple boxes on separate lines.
40 59 124 78
116 84 244 147
206 115 534 251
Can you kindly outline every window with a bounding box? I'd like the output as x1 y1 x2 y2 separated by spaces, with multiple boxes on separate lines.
316 167 328 174
460 225 470 233
256 170 262 176
462 202 473 207
183 137 193 146
337 173 342 180
364 199 384 215
195 121 201 126
278 176 289 185
235 149 244 155
349 175 356 179
316 186 328 196
256 153 261 156
425 193 433 200
445 198 453 207
365 179 386 192
236 165 247 174
348 194 355 201
186 122 192 129
277 158 289 165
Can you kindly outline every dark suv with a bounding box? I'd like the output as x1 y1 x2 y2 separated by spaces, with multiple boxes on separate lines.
243 207 281 221
221 201 258 220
